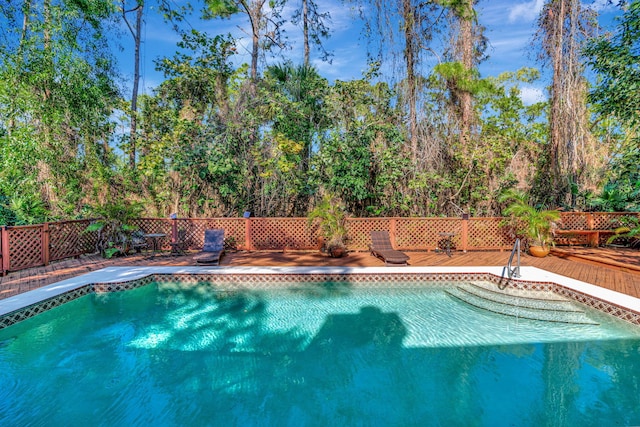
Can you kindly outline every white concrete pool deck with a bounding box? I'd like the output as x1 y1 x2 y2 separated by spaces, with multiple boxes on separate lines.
2 266 640 318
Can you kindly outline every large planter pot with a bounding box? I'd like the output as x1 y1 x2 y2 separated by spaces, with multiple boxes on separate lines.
328 246 346 258
529 245 550 257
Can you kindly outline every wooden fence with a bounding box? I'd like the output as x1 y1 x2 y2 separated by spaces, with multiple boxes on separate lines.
1 212 638 276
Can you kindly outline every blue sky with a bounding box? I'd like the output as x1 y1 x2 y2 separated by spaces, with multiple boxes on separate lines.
120 0 622 105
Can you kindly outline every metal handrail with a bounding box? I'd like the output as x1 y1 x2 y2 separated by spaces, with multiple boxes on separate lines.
500 238 521 289
506 238 521 279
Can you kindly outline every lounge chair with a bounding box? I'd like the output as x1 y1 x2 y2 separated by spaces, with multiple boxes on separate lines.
369 231 410 265
193 229 225 265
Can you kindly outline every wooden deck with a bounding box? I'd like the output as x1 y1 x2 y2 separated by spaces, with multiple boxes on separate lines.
1 248 640 300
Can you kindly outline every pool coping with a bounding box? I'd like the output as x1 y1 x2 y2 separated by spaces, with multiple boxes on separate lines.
2 266 640 328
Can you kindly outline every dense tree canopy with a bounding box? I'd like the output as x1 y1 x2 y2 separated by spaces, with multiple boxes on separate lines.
0 0 637 225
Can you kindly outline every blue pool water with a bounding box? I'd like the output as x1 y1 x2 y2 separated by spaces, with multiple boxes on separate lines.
1 281 640 426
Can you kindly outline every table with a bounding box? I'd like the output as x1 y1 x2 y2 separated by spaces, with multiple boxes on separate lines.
143 233 167 255
438 232 455 257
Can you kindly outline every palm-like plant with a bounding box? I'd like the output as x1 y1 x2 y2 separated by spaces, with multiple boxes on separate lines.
499 189 561 250
607 215 640 248
307 194 348 256
85 199 144 258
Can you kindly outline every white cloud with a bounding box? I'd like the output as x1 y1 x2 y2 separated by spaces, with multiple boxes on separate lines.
519 86 546 105
508 0 545 23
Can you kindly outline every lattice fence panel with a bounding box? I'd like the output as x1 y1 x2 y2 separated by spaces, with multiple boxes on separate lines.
395 219 426 249
179 219 245 250
49 220 95 261
129 218 173 250
468 218 511 249
429 218 462 249
346 219 392 250
76 220 99 253
8 226 43 270
250 218 315 250
592 212 638 230
558 213 588 230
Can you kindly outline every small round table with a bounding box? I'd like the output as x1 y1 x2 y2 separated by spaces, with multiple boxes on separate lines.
143 233 167 255
438 232 455 257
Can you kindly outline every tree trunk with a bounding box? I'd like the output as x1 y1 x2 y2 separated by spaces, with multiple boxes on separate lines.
303 0 309 66
458 0 474 144
19 0 32 54
549 0 566 202
130 3 143 170
402 0 418 163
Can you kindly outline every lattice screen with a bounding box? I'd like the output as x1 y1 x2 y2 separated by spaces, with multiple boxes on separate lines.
49 220 95 261
468 218 511 249
249 218 314 250
130 219 173 250
558 213 588 230
398 218 463 250
592 213 637 230
346 218 392 250
8 226 43 271
179 219 245 250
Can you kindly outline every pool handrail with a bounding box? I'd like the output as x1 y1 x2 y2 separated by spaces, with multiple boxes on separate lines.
501 238 521 288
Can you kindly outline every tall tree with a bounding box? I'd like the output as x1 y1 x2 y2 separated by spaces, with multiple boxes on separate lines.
120 0 143 170
0 0 119 220
446 0 482 144
358 0 444 163
535 0 600 207
205 0 286 82
291 0 332 65
585 0 640 210
430 0 487 215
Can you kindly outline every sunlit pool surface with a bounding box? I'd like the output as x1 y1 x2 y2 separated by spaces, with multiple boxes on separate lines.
1 281 640 426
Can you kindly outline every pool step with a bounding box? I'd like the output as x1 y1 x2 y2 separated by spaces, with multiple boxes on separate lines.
446 282 599 325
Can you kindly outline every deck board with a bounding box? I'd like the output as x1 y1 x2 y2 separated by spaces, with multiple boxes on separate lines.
1 247 640 300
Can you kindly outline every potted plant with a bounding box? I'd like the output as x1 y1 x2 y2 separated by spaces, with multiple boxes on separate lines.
499 189 561 257
85 199 144 258
607 215 640 249
307 194 349 257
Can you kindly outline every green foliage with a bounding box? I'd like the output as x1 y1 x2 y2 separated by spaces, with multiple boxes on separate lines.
433 62 487 94
606 215 640 247
499 189 561 248
436 0 476 20
86 199 144 258
204 0 241 18
585 1 640 128
0 2 623 221
307 194 348 250
589 181 640 212
0 0 119 221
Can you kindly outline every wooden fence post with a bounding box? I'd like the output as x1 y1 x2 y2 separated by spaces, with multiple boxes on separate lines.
390 218 397 247
42 223 50 266
245 218 253 251
586 212 594 230
461 216 469 253
171 218 178 244
1 226 9 275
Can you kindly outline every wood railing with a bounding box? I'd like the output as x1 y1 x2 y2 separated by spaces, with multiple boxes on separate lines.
1 212 638 276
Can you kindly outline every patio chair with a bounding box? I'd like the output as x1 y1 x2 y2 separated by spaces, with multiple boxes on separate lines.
369 231 410 266
193 229 225 265
170 229 188 256
130 230 149 253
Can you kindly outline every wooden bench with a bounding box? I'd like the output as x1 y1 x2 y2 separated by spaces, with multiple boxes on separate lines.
554 230 617 247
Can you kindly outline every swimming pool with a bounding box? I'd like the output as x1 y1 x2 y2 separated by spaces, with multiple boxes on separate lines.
1 268 640 426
